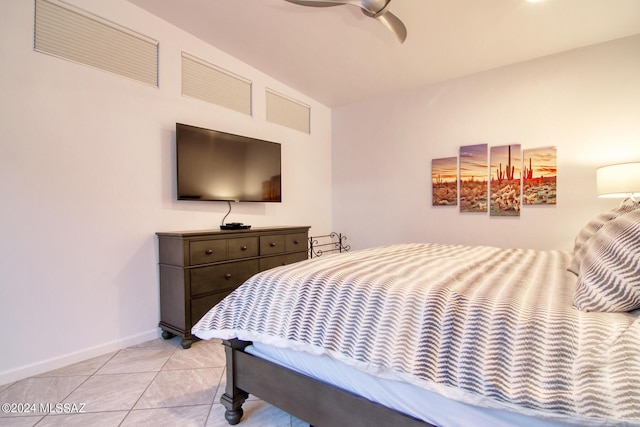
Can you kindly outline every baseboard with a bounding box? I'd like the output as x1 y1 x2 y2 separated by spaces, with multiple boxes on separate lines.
0 329 160 386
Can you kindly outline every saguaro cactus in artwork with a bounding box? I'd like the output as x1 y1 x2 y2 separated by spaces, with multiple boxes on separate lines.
496 146 516 182
524 157 533 180
506 145 514 180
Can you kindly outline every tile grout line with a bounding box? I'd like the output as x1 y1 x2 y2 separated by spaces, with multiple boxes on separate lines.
204 362 226 426
31 348 121 426
116 338 181 426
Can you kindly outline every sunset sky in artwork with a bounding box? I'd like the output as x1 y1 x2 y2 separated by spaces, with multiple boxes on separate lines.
432 157 457 183
434 146 556 187
523 147 557 178
490 144 521 179
459 144 487 181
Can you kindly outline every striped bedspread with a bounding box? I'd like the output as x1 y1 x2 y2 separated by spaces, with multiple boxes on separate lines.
192 243 640 426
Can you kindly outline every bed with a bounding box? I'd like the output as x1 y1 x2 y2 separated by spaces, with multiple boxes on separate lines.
192 205 640 427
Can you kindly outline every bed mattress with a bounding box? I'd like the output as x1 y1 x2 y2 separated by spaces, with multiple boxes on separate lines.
247 342 581 427
193 243 640 426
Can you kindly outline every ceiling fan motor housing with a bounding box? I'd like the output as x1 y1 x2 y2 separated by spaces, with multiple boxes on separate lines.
361 0 392 17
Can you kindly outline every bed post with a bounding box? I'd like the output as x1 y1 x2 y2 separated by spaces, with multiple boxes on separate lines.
221 339 251 425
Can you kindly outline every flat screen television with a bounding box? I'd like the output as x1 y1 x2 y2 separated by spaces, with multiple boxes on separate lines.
176 123 282 202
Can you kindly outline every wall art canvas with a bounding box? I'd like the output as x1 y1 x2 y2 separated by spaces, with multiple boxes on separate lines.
432 157 458 206
490 144 521 216
523 146 557 205
459 144 488 212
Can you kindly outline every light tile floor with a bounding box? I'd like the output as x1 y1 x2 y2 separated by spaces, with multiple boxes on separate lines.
0 337 307 427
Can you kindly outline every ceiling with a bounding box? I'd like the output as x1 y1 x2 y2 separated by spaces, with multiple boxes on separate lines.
127 0 640 107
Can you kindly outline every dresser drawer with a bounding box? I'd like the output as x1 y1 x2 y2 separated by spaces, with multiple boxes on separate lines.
229 237 259 260
260 235 286 255
286 232 308 252
260 252 308 271
190 259 259 296
191 292 227 325
190 239 228 265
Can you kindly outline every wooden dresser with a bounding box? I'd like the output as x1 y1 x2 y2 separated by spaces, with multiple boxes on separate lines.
156 226 310 348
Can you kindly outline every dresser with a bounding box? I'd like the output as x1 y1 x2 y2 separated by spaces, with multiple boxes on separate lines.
156 226 310 348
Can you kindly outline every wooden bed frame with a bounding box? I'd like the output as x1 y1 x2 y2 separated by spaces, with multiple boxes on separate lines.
221 339 435 427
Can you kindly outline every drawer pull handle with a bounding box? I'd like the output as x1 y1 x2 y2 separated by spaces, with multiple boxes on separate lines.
225 273 232 279
293 240 299 244
205 249 213 255
241 245 248 251
270 242 277 247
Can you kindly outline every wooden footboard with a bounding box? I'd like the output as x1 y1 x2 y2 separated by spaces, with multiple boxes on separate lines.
220 339 434 427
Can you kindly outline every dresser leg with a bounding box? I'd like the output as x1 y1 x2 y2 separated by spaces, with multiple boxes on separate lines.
161 330 175 340
180 338 193 349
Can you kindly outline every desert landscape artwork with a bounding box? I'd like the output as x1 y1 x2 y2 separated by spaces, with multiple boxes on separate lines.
523 146 557 205
490 144 521 216
459 144 488 212
432 157 458 206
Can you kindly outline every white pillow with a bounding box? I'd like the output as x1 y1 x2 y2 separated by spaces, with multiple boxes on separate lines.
573 209 640 312
567 201 639 275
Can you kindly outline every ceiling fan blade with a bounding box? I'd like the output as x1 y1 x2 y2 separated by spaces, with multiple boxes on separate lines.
284 0 359 7
376 11 407 43
286 0 407 44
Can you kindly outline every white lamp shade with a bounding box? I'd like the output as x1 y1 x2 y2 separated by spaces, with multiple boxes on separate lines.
597 162 640 198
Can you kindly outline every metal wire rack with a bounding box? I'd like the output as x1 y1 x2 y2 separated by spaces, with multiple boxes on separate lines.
309 232 350 258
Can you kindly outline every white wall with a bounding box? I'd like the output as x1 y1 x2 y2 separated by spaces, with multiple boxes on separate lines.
333 34 640 251
0 0 332 384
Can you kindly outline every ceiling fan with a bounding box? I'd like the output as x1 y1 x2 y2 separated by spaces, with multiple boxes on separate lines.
285 0 407 44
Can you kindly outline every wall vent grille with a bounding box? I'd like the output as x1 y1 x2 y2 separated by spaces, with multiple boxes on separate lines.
182 53 252 115
34 0 158 87
266 89 310 133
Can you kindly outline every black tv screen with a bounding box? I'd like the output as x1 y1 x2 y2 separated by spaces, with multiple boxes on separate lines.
176 123 282 202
